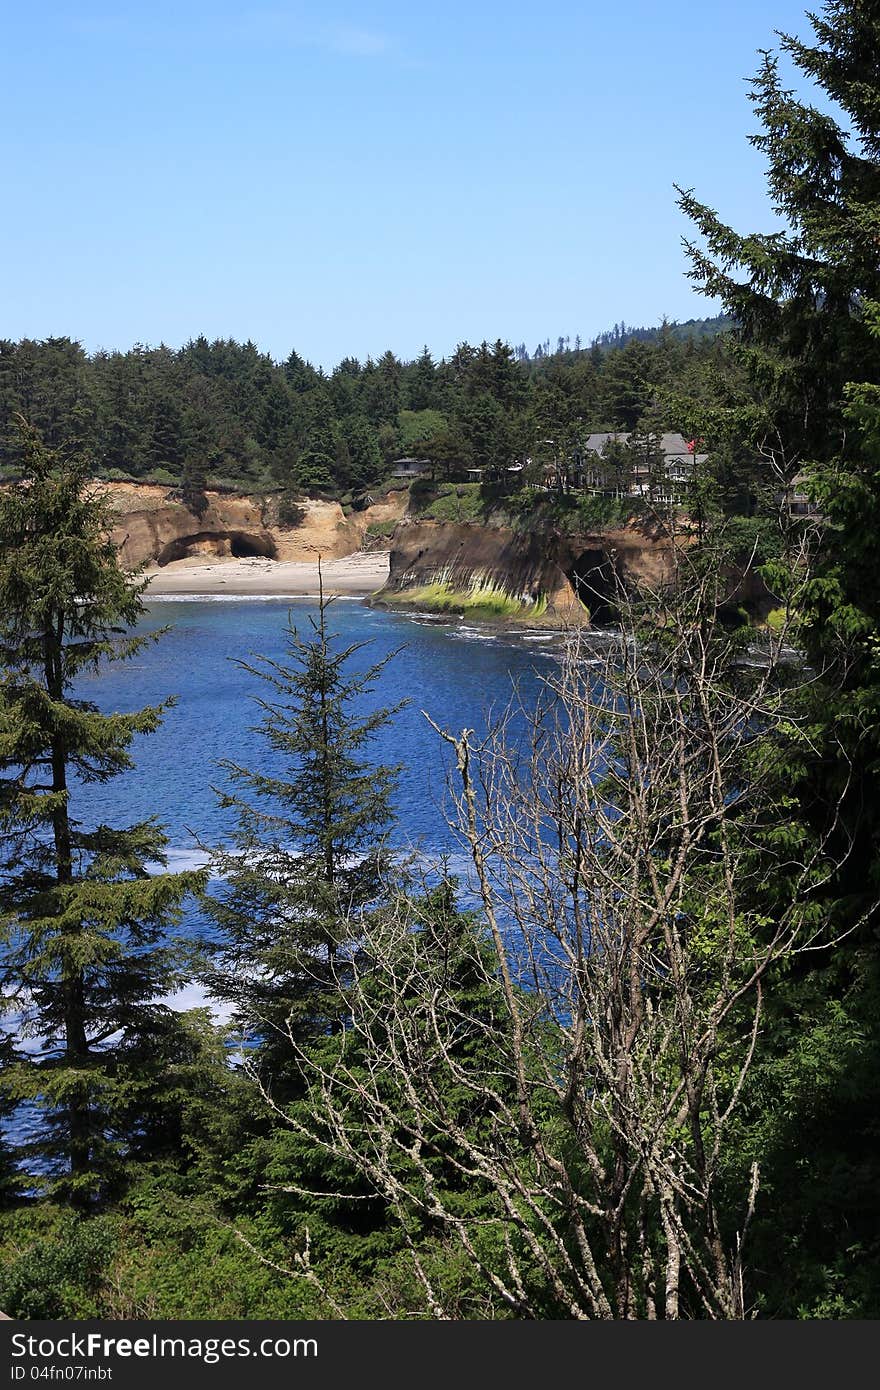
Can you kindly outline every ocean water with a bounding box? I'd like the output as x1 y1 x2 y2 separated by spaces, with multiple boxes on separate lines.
3 602 561 1153
72 597 557 896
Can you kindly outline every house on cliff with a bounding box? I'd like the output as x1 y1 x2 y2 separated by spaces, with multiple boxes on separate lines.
391 458 434 481
579 431 709 502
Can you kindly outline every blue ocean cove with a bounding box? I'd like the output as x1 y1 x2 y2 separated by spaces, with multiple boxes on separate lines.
73 598 557 907
2 599 558 1150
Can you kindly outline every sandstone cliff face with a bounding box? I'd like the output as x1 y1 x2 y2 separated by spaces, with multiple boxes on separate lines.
101 481 769 624
103 483 408 570
381 518 682 623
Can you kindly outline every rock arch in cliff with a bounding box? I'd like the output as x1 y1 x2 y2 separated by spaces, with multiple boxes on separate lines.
568 548 619 625
155 530 278 567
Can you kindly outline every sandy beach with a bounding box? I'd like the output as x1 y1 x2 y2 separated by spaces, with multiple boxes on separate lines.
144 550 390 597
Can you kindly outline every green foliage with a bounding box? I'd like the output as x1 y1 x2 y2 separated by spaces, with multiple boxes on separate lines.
590 314 733 352
408 481 489 523
398 408 447 452
0 1198 327 1319
0 1030 21 1207
363 519 398 544
505 487 634 533
453 391 511 473
257 878 535 1313
205 580 404 1082
8 14 880 1310
681 0 880 1316
386 578 542 620
0 425 206 1205
293 448 334 494
180 456 209 517
0 1209 118 1318
0 328 759 514
339 415 383 490
276 491 306 528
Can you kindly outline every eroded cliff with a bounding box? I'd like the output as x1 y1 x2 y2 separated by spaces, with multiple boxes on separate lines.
376 517 683 624
104 483 408 571
102 482 708 626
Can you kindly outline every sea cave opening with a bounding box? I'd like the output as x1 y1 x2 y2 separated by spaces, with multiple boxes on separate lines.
228 531 276 559
568 549 618 626
156 530 277 566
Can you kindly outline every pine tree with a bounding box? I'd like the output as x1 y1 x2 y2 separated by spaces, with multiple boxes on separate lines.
0 1025 21 1205
293 448 335 494
681 4 880 910
454 391 511 476
628 412 669 507
284 349 321 395
0 425 205 1204
180 453 209 517
205 571 403 1088
599 341 652 430
407 346 437 412
679 0 880 1315
341 416 383 491
678 7 880 467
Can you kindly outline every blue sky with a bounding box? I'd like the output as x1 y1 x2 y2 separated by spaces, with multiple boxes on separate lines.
3 0 819 369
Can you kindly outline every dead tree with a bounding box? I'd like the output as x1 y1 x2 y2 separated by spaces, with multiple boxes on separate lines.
257 533 856 1318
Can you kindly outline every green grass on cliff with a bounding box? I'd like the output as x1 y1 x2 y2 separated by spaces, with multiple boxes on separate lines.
407 479 637 533
364 519 398 540
407 481 491 523
385 578 546 620
505 489 636 533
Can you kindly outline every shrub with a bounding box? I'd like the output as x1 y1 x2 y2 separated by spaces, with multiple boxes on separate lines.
0 1210 117 1319
277 493 306 528
365 520 398 541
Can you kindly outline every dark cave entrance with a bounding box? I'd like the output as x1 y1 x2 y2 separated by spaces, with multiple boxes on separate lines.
156 531 277 566
568 549 618 626
228 532 276 559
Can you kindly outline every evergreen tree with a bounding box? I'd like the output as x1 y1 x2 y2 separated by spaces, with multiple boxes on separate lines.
628 412 670 507
94 352 145 477
0 330 744 502
490 338 527 410
598 434 634 498
596 340 653 429
293 448 335 494
454 391 511 476
407 345 437 412
284 349 322 395
205 573 403 1088
0 425 205 1205
679 0 880 1315
0 1025 21 1206
377 350 402 422
257 378 293 454
146 392 185 475
180 454 209 517
340 416 383 490
181 375 226 488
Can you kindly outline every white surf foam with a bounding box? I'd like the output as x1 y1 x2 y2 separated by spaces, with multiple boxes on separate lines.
146 592 367 604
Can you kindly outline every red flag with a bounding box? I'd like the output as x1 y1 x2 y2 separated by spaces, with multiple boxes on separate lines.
687 439 696 453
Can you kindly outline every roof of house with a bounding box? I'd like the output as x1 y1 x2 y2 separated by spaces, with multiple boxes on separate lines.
660 432 688 455
583 431 708 465
583 432 628 454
